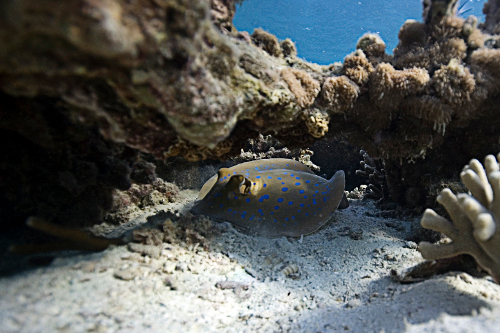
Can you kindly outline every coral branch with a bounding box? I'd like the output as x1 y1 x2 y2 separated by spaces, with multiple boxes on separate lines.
419 153 500 283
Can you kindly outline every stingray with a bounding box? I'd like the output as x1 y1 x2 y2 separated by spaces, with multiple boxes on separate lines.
191 158 346 237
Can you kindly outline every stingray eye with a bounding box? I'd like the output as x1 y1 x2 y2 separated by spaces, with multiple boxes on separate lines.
239 178 252 194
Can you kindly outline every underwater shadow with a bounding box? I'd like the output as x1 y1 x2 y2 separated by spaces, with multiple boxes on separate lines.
294 275 495 332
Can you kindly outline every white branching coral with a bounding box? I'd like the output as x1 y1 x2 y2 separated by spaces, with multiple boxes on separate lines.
419 153 500 283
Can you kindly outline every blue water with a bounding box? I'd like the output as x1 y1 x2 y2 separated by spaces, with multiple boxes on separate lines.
234 0 487 65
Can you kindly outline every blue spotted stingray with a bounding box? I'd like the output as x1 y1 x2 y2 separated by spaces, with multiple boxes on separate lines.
191 158 346 237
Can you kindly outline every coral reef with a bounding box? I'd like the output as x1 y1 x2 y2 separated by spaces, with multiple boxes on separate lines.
420 153 500 283
2 0 500 229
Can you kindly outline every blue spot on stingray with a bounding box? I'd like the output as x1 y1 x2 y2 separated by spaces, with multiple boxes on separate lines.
318 208 322 211
298 210 301 212
292 216 295 219
227 208 232 212
282 182 285 185
243 211 247 214
263 184 267 188
234 196 239 200
313 199 317 205
249 217 254 220
322 191 327 194
323 197 327 202
274 219 277 222
295 223 298 225
268 176 272 179
246 198 251 203
274 206 279 210
253 183 256 185
258 209 263 213
313 194 316 197
255 167 259 170
283 224 286 226
233 171 236 174
271 212 274 215
286 164 290 166
272 164 275 166
219 204 223 208
299 190 305 194
315 184 319 187
290 174 295 177
285 218 289 221
208 202 212 205
306 180 311 183
305 213 309 216
315 190 319 193
295 182 301 186
256 176 261 179
277 177 282 180
245 173 250 176
300 203 304 207
304 196 308 199
288 201 293 205
282 187 289 192
223 176 227 180
277 198 284 203
241 215 246 218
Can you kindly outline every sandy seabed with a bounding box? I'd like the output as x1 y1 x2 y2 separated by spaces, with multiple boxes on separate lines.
1 190 500 333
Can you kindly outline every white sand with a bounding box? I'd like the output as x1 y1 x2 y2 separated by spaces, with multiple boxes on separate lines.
1 192 500 333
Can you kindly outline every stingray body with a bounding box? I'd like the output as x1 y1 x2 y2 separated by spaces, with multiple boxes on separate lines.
191 159 346 238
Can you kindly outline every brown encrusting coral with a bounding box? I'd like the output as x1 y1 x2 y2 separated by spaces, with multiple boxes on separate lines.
320 76 359 114
281 68 321 108
419 153 500 284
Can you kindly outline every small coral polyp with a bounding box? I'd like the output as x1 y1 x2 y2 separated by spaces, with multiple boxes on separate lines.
419 153 500 283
